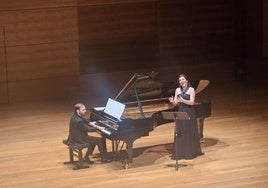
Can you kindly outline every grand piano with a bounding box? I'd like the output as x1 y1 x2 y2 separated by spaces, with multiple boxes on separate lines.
90 72 211 168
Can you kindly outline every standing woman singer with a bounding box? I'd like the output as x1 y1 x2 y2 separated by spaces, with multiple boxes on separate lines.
169 74 204 160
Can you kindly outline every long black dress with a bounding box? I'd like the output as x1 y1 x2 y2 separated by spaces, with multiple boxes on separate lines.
172 87 203 160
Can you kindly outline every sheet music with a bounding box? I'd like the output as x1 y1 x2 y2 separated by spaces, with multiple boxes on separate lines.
104 98 125 120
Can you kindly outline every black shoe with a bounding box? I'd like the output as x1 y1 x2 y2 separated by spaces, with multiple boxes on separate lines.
101 158 112 164
83 157 94 164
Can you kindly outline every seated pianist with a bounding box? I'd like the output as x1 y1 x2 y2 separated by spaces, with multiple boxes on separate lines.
66 103 111 164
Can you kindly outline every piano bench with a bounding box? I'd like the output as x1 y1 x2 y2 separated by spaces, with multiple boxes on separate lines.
62 139 90 170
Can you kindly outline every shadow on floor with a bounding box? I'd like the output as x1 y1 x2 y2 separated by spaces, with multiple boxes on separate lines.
106 137 226 170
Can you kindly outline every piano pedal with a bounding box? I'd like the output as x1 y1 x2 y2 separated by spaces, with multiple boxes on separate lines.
121 159 132 169
125 163 131 169
124 162 131 169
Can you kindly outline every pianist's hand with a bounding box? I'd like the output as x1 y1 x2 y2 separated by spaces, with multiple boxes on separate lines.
89 121 97 127
96 126 105 131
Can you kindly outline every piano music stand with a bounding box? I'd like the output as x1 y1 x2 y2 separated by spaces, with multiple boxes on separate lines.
162 111 190 171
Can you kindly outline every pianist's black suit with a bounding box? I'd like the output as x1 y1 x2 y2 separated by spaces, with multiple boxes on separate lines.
67 112 107 160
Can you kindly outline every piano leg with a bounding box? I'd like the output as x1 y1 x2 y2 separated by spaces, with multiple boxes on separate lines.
110 137 139 169
111 140 125 161
125 142 133 169
123 138 136 169
111 140 116 160
198 118 204 143
111 139 134 169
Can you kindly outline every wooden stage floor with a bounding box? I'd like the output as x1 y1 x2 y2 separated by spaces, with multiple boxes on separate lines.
0 81 268 188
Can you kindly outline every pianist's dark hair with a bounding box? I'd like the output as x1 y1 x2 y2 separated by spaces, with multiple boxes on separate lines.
178 74 191 88
74 103 84 112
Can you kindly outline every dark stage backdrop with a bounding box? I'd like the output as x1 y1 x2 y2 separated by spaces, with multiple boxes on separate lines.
78 1 159 74
263 0 268 57
78 0 235 74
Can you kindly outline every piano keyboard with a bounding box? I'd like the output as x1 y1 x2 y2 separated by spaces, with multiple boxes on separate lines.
96 120 118 136
100 128 112 136
97 120 118 130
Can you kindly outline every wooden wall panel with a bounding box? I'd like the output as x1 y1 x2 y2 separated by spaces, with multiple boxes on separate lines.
158 0 234 66
7 41 79 81
0 0 242 103
0 46 8 103
0 0 77 11
0 7 80 81
0 26 8 103
0 46 6 82
78 0 155 6
2 7 78 46
0 27 6 82
0 27 3 47
0 83 8 103
78 1 158 74
7 76 80 103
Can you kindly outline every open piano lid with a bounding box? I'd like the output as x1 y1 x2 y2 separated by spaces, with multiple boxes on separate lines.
114 72 175 103
192 80 210 94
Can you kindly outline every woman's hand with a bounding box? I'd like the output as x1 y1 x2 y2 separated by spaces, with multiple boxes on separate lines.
169 96 178 106
168 96 174 103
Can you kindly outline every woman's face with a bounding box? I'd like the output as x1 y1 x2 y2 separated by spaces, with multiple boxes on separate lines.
179 76 187 88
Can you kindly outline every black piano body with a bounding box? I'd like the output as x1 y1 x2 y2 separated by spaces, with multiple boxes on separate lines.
90 72 211 168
